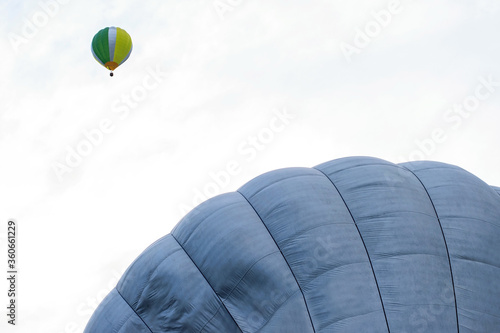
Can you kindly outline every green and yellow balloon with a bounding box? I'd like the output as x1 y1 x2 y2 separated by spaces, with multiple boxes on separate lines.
91 27 133 77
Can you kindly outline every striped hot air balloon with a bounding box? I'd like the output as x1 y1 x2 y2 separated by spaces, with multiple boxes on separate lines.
91 27 133 77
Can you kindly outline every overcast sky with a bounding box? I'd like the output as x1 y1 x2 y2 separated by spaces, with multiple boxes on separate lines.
1 0 500 332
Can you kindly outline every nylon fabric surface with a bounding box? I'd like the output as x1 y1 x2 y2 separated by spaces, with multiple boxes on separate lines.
91 27 110 64
84 157 500 332
114 27 133 65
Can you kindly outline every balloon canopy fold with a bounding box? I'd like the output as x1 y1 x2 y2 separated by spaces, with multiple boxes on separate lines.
84 157 500 333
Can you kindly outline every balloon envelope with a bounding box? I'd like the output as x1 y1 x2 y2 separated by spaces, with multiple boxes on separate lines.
91 27 132 74
84 157 500 332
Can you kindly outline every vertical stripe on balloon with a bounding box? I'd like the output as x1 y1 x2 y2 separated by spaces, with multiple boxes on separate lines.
108 27 117 63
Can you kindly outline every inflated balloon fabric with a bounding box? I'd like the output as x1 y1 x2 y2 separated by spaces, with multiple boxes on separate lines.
84 157 500 332
91 27 133 72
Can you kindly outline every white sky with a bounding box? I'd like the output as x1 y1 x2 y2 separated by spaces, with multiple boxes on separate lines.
1 0 500 332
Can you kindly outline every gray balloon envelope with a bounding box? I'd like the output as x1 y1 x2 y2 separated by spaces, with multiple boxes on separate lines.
84 157 500 333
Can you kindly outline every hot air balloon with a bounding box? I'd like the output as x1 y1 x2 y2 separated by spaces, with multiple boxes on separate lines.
91 27 133 77
84 157 500 332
